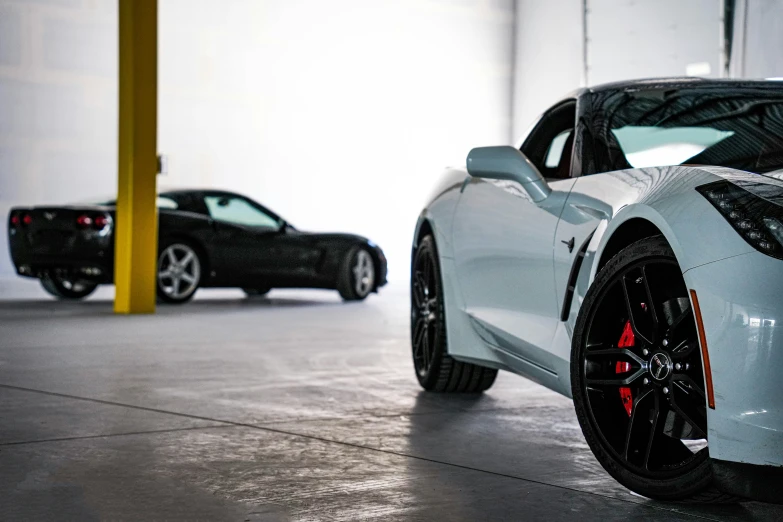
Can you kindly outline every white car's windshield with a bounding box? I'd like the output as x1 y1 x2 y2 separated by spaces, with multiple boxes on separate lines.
592 89 783 174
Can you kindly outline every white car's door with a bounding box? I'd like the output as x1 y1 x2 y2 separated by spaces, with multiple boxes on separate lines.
452 178 575 373
450 101 578 378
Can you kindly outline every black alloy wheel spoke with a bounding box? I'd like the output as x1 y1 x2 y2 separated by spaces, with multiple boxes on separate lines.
585 347 645 365
620 276 653 346
671 373 706 398
640 266 660 341
587 369 646 388
412 317 426 357
420 325 431 371
666 306 695 347
411 245 439 377
670 340 699 360
643 396 669 471
669 374 708 438
623 388 660 467
585 348 646 387
422 256 432 291
412 272 427 308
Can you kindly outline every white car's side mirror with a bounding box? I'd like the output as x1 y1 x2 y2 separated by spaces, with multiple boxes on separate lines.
466 146 551 202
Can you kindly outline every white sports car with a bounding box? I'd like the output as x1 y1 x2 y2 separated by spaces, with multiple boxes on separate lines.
410 78 783 503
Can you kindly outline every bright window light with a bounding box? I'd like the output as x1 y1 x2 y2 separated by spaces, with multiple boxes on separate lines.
611 126 735 168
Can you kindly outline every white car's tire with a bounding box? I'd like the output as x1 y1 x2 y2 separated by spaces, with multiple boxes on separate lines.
411 235 498 393
571 236 739 503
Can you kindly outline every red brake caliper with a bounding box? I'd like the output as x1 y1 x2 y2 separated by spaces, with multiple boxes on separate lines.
616 321 634 417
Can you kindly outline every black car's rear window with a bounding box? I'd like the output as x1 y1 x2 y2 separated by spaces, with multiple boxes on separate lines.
590 87 783 174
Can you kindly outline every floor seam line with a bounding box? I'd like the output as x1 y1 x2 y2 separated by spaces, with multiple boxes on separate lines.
0 424 235 447
0 382 717 521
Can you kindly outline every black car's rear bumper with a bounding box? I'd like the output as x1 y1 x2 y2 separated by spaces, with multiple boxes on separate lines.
13 255 113 283
713 459 783 504
9 227 114 284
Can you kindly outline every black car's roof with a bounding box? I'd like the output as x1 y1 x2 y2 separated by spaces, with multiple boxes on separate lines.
159 188 242 197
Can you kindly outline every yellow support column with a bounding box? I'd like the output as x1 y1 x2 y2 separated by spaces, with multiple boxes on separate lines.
115 0 158 314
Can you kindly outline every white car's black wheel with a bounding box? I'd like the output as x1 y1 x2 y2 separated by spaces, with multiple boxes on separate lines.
40 274 98 300
337 246 375 301
157 242 202 304
412 235 497 393
571 236 738 503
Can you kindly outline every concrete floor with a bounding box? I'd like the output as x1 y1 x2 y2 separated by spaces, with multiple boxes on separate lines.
1 284 782 521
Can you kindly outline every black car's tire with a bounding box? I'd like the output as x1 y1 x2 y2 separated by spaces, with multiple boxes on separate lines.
571 236 739 503
40 275 98 300
243 287 271 297
412 235 498 393
337 246 376 301
156 240 202 304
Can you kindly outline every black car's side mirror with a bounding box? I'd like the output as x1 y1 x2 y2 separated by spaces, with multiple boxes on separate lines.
466 146 551 202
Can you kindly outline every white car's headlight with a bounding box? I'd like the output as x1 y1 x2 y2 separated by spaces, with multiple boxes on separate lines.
763 217 783 245
698 180 783 260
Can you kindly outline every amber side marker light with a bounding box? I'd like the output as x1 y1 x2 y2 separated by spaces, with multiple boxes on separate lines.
690 289 716 409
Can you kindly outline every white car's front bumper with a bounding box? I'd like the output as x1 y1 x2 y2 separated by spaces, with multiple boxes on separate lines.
684 250 783 501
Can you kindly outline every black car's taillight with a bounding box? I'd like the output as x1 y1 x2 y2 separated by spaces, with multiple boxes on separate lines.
76 213 111 230
697 180 783 260
93 214 110 229
76 214 93 228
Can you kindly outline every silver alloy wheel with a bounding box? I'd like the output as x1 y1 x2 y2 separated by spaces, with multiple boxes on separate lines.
158 244 201 300
352 249 375 297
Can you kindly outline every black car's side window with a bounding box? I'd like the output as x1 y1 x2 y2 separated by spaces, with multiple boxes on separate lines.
157 196 179 209
204 196 280 230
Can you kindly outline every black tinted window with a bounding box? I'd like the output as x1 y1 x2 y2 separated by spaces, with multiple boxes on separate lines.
589 88 783 174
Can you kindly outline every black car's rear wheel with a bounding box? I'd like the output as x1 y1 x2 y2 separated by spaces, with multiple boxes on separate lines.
337 246 376 301
157 242 202 304
572 236 737 503
40 274 98 300
411 235 497 393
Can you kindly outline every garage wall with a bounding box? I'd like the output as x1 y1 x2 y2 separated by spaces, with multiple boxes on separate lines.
158 0 515 282
511 0 723 141
586 0 721 85
729 0 783 78
0 0 515 285
511 0 583 140
0 0 117 286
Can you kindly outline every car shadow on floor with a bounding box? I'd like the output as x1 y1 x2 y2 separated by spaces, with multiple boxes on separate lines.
403 392 774 520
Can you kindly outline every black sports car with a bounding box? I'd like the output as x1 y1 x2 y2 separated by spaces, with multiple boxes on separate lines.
8 189 387 304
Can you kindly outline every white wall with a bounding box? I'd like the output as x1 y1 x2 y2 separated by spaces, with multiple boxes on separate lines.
587 0 721 85
511 0 583 140
511 0 723 142
730 0 783 78
158 0 516 281
0 0 515 284
0 0 117 284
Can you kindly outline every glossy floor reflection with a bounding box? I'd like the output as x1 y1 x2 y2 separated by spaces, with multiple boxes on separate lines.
0 285 781 521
